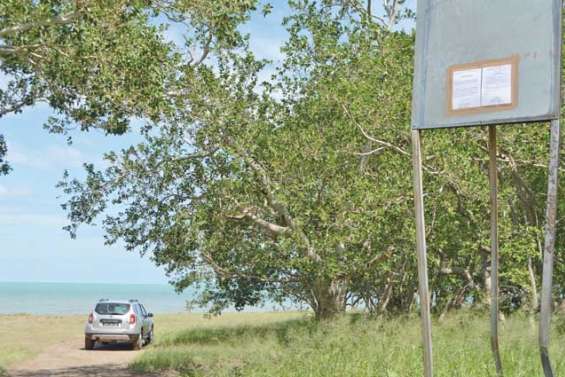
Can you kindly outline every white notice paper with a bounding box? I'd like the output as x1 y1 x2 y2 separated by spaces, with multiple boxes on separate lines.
452 68 482 110
481 64 512 107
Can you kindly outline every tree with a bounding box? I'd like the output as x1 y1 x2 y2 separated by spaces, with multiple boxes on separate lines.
60 0 565 320
0 0 258 172
59 0 417 319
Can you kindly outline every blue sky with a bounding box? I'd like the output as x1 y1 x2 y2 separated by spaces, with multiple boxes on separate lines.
0 1 413 285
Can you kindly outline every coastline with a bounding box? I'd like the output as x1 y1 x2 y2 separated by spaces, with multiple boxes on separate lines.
0 282 287 315
0 281 196 315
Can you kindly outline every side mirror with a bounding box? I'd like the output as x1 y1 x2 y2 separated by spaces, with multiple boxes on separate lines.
147 313 154 318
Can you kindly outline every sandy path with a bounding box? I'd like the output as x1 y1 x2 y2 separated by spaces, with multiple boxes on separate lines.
7 338 160 377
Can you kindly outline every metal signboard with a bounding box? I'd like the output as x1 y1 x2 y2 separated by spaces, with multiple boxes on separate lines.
409 1 562 376
412 0 562 129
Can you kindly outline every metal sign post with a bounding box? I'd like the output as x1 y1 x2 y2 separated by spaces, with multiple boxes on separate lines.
488 125 503 376
411 129 433 377
540 119 561 377
411 1 562 376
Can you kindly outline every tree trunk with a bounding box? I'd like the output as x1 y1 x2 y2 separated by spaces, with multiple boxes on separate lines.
311 278 347 320
527 255 539 312
483 256 492 308
377 279 393 315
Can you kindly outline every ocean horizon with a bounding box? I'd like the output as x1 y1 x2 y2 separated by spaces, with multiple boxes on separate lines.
0 281 289 315
0 281 197 315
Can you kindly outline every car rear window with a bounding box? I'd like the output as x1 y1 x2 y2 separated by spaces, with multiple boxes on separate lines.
95 303 130 315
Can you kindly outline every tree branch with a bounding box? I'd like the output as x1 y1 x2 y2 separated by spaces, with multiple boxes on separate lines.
367 245 394 267
0 11 81 38
231 144 322 263
340 103 442 175
201 251 297 284
226 207 290 236
440 266 475 289
192 32 213 66
0 100 30 117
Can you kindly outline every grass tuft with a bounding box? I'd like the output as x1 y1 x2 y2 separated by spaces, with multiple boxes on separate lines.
131 312 565 377
160 318 314 347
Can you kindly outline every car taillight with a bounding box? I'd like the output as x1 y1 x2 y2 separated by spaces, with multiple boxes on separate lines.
88 313 94 324
129 313 136 325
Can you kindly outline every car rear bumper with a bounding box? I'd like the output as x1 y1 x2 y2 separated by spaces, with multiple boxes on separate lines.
85 333 139 343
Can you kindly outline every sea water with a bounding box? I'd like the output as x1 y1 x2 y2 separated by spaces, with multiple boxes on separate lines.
0 281 196 315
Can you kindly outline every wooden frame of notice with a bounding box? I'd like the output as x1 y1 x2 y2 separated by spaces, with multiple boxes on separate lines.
447 55 520 116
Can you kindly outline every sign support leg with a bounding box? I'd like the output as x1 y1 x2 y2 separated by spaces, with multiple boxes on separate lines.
488 125 503 376
540 119 560 377
411 129 433 377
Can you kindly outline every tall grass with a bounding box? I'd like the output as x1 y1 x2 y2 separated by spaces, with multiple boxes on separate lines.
131 311 565 377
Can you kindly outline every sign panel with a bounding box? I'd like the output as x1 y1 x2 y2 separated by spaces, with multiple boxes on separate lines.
411 0 562 129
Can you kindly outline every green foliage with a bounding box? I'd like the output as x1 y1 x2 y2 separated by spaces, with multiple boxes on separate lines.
131 313 565 377
59 1 565 319
60 1 420 318
0 135 10 175
1 1 171 131
555 312 565 335
0 0 260 168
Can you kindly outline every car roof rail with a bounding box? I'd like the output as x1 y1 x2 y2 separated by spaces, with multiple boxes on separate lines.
129 299 139 303
98 298 110 302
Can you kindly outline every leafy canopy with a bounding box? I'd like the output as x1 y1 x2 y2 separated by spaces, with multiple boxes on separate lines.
58 1 565 318
0 0 259 172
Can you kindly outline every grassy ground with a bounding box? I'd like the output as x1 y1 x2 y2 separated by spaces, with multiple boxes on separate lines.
2 311 565 376
131 312 565 377
0 314 86 368
0 311 300 371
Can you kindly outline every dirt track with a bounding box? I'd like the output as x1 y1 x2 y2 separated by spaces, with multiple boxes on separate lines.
8 338 159 377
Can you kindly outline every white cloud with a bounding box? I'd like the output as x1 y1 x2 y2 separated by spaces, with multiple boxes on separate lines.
251 36 285 62
0 184 32 198
7 143 86 170
0 213 66 227
46 145 83 164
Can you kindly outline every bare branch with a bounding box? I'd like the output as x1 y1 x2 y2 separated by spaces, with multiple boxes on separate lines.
201 251 297 283
341 103 442 175
367 246 394 267
340 103 410 157
193 32 213 66
354 146 386 156
347 0 387 25
0 11 81 38
226 207 290 236
440 266 475 289
231 145 322 263
0 99 31 117
383 0 401 28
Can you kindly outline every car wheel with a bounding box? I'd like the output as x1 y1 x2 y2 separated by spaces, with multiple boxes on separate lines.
147 327 154 345
85 336 95 350
132 332 143 350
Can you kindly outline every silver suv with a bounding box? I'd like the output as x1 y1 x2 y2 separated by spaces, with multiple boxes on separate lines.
84 299 154 350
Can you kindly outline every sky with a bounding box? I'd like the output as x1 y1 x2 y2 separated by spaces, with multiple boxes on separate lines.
0 1 413 285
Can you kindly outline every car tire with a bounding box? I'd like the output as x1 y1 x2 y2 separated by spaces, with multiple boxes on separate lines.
147 327 154 345
85 336 95 350
132 332 143 350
